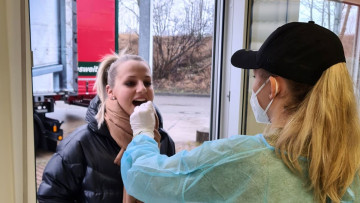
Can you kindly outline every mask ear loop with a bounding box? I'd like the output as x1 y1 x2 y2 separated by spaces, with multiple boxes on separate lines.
255 78 270 95
264 78 278 114
264 98 274 113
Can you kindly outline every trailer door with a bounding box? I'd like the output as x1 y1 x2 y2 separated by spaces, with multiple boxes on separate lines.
30 0 62 95
30 0 76 96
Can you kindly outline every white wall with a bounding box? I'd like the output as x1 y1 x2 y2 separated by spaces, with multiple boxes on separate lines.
0 0 36 202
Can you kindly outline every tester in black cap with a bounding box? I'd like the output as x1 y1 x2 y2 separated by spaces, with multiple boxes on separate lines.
229 21 360 202
122 21 360 203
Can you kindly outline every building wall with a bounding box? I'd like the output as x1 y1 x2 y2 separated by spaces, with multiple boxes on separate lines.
0 0 36 202
0 0 15 201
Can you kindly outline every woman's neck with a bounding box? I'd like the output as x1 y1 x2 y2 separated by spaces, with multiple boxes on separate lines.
265 99 291 146
268 96 291 129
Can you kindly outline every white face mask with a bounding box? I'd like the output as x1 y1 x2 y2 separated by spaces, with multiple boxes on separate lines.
250 78 277 124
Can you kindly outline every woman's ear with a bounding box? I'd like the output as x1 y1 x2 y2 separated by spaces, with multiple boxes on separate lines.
269 76 279 99
106 85 113 97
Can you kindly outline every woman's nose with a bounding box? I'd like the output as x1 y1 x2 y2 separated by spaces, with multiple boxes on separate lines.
136 82 147 93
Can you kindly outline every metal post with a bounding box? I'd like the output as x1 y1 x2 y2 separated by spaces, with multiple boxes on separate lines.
138 0 153 71
60 0 75 92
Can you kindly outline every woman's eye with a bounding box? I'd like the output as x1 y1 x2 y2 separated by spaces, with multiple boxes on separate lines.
125 81 136 87
252 75 255 78
144 81 152 87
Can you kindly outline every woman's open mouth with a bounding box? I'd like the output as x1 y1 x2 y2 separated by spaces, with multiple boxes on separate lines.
132 99 147 106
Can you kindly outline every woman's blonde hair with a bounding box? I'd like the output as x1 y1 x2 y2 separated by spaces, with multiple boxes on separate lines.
275 63 360 202
93 50 149 128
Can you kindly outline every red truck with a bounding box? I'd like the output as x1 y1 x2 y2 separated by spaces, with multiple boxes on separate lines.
30 0 118 151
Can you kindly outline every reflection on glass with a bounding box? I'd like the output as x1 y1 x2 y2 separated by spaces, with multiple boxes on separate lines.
118 0 214 146
33 0 215 193
246 0 360 134
299 1 360 100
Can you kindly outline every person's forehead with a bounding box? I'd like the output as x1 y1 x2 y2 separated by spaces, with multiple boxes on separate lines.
116 61 150 74
119 60 148 68
113 70 149 84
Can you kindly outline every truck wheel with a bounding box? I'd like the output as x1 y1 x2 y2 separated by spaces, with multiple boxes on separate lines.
34 123 40 149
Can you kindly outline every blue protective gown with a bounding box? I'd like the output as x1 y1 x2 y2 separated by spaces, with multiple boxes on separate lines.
121 134 359 203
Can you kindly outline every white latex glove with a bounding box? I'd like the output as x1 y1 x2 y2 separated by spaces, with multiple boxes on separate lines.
130 101 155 138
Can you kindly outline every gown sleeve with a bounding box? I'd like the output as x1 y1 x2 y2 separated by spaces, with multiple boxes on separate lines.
121 134 262 202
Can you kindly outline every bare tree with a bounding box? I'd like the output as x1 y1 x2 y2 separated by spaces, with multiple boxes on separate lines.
118 0 214 93
300 0 348 32
118 0 139 33
152 0 213 82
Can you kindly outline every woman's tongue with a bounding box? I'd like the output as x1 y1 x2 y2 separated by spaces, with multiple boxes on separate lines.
132 99 147 106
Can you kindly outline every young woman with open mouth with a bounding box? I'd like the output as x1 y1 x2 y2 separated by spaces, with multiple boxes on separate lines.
37 51 175 203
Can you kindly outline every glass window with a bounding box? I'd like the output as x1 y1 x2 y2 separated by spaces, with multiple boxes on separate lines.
32 0 215 190
299 1 360 99
245 0 360 134
118 0 215 148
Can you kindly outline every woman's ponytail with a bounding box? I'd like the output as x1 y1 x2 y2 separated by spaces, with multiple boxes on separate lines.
276 63 360 202
94 53 120 128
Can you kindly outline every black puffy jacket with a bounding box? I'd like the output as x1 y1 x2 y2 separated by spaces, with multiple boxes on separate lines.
37 97 175 202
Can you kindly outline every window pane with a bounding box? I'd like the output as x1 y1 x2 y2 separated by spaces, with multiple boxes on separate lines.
118 0 215 149
34 0 215 190
246 0 360 134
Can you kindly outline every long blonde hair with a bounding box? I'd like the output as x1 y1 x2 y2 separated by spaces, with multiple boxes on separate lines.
275 63 360 202
93 50 149 128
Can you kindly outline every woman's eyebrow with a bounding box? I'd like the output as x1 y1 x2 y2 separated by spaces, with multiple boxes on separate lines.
124 75 151 79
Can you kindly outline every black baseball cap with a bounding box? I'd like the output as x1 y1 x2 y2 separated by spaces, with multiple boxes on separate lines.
231 21 346 85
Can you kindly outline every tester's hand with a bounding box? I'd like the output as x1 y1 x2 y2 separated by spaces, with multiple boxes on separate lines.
130 101 155 138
